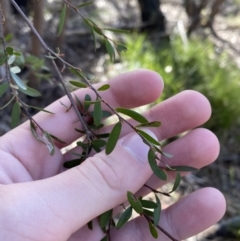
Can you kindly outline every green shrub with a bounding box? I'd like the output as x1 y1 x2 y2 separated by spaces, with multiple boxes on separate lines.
123 35 240 133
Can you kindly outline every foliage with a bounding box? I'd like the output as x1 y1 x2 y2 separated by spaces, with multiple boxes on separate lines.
123 35 240 133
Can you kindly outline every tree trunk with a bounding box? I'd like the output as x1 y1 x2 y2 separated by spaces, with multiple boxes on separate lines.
137 0 165 32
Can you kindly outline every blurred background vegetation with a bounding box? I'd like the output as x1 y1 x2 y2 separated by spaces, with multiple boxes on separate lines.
0 0 240 240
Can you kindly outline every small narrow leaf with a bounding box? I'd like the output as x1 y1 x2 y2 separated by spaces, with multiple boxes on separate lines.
8 55 16 65
10 66 21 74
11 72 27 90
74 94 83 109
148 221 158 239
148 150 168 181
43 131 55 155
143 209 154 217
0 54 8 65
87 220 93 230
63 159 82 169
136 121 161 128
84 100 101 105
104 28 130 34
84 19 97 50
97 84 110 91
6 46 14 55
58 4 67 36
92 139 106 148
11 102 21 128
49 134 66 144
168 166 198 172
99 209 113 228
95 133 110 138
27 105 54 114
69 81 88 88
77 1 93 8
93 100 102 126
84 94 91 111
116 207 132 229
115 107 148 123
105 122 122 155
116 44 128 53
140 200 158 209
70 67 87 79
18 86 41 97
170 172 181 193
100 236 108 241
0 83 9 98
137 129 160 146
30 121 42 142
13 51 21 56
127 191 143 214
153 194 161 226
105 39 115 62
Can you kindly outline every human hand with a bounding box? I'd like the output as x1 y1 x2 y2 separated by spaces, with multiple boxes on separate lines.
0 70 225 241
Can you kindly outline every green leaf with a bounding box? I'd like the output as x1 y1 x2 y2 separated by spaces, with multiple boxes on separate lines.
77 1 93 8
45 55 57 59
116 44 128 53
116 206 132 229
127 191 143 214
10 66 21 74
92 139 106 148
74 94 83 109
27 105 54 114
92 26 103 36
136 121 161 128
87 220 93 230
93 100 102 126
99 209 113 228
95 133 110 138
143 209 154 217
97 84 110 91
8 55 16 65
18 86 41 97
70 67 87 80
84 100 101 105
137 129 160 146
105 39 115 62
153 194 161 226
148 221 158 239
58 4 67 36
84 19 97 50
104 28 130 34
30 121 42 142
49 134 66 144
170 172 181 193
63 159 82 169
140 200 158 209
100 236 108 241
10 71 27 90
13 51 21 56
168 166 198 172
102 111 112 118
0 83 9 98
43 131 55 155
148 149 168 181
69 81 88 88
115 107 148 123
105 122 122 155
0 54 8 65
6 46 14 55
88 123 104 130
11 102 21 128
84 94 91 111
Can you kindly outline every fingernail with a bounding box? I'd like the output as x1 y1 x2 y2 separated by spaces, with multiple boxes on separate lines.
121 130 157 163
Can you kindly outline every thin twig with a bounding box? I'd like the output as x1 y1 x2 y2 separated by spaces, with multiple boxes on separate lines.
143 214 179 241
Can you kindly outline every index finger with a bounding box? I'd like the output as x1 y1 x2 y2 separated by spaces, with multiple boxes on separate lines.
19 70 163 147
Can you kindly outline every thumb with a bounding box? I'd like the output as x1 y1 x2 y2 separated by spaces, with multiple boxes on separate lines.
3 130 157 239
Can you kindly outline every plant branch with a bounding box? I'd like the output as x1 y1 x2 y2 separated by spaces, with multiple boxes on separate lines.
143 214 179 241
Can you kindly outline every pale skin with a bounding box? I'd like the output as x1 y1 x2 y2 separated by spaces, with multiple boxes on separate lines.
0 70 226 240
